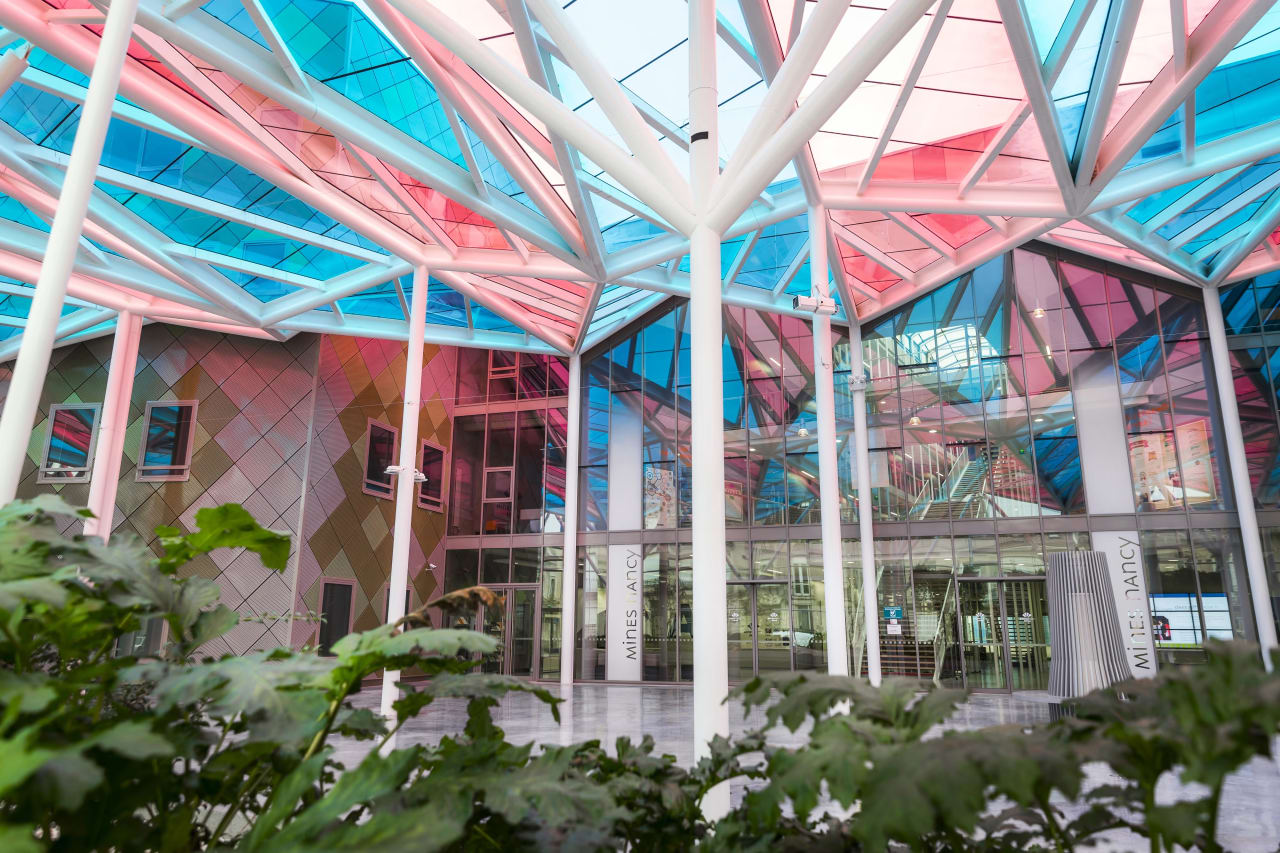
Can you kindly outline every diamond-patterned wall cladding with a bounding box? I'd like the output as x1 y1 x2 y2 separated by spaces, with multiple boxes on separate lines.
290 335 456 647
0 326 458 655
0 326 321 657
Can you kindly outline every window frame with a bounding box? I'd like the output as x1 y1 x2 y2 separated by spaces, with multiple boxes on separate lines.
417 438 446 512
38 403 102 484
318 577 356 654
362 418 399 500
136 400 199 482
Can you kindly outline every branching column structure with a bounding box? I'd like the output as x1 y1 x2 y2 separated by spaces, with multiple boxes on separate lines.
809 205 851 676
0 0 139 502
687 0 731 820
560 354 582 691
381 267 430 724
83 310 142 541
1202 288 1279 670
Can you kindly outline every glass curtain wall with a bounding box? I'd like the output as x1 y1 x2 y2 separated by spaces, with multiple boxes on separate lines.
449 243 1260 683
445 351 569 678
860 244 1252 673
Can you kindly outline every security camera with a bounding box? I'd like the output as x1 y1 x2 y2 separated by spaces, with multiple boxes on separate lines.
792 295 838 315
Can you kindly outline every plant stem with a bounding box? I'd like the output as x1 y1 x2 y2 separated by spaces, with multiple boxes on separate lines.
302 697 342 762
209 763 270 844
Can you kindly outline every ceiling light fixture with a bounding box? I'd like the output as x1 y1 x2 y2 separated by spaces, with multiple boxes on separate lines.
1032 306 1046 319
908 415 921 426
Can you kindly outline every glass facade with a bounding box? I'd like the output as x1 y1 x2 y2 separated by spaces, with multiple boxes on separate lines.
557 242 1260 685
445 352 570 680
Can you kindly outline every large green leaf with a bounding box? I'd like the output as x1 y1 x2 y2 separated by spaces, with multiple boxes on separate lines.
126 652 336 734
0 727 55 799
271 747 421 846
0 671 57 714
156 504 290 572
0 823 42 853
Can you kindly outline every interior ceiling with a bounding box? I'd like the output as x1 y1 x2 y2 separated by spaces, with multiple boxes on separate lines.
0 0 1276 359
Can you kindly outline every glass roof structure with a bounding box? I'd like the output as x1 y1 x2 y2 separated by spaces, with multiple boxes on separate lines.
0 0 1278 358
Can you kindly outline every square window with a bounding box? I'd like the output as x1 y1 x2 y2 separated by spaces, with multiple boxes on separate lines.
40 404 101 483
418 440 445 512
137 402 197 481
363 420 398 499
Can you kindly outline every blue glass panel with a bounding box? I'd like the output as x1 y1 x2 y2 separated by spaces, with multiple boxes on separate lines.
200 0 271 48
1193 13 1280 148
1156 157 1280 242
209 266 300 302
458 121 536 214
0 192 48 231
469 303 524 334
1126 12 1280 169
257 0 462 167
1181 188 1275 256
1125 176 1210 225
736 216 806 290
426 281 468 327
1050 0 1112 158
0 83 77 145
1026 0 1076 62
1221 280 1260 335
600 216 670 254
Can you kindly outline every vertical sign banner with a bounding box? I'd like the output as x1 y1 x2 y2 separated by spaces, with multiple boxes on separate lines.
606 393 643 681
606 544 643 680
1091 531 1157 679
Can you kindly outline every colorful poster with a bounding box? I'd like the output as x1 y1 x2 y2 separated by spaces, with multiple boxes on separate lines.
643 465 677 528
725 480 745 524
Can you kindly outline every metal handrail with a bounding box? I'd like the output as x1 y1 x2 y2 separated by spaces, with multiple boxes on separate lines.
931 577 955 686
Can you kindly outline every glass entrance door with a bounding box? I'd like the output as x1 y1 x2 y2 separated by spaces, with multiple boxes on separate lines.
479 585 540 676
726 583 791 680
1003 580 1050 690
958 582 1006 690
955 579 1050 691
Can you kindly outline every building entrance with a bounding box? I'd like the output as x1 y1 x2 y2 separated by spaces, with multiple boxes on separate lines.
726 583 795 680
478 585 539 677
956 580 1050 691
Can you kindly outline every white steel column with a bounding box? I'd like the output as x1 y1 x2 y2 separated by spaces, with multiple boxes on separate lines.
848 320 882 685
809 205 850 675
83 310 141 541
381 266 429 719
689 0 730 820
560 354 582 690
1203 287 1279 669
0 0 140 502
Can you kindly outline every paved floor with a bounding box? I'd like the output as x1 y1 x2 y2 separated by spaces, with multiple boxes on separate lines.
341 683 1280 850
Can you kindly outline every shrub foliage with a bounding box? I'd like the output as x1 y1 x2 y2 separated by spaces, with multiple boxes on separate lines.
0 497 1276 851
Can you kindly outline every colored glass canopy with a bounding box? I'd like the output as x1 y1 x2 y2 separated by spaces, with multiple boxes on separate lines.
0 0 1277 357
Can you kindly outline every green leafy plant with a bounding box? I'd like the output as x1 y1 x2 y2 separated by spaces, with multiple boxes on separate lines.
0 497 1276 852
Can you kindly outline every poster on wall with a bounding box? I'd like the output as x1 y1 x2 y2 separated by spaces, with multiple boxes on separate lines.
725 480 745 524
643 465 676 528
1174 420 1215 505
1128 433 1180 510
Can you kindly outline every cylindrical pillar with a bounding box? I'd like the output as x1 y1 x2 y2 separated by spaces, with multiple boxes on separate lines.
560 354 582 690
0 0 140 502
1203 287 1278 669
83 310 142 540
848 320 882 685
381 267 429 718
808 206 850 675
688 0 728 820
